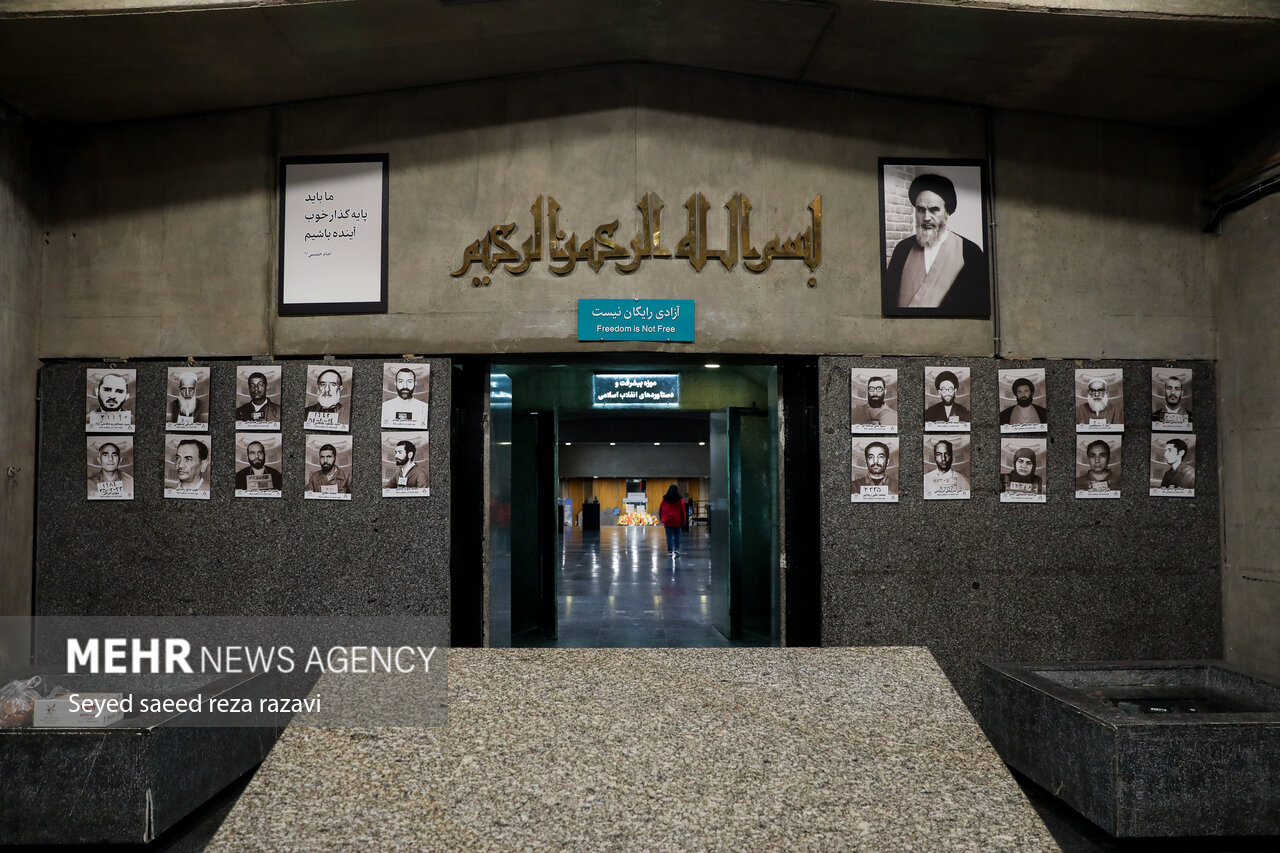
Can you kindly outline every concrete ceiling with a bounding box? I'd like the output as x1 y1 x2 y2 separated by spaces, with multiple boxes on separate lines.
0 0 1278 127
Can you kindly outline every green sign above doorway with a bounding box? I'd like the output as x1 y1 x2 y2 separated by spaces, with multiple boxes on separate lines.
578 299 694 342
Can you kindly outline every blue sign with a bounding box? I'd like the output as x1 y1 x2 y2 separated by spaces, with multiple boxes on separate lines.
593 374 680 409
578 299 694 342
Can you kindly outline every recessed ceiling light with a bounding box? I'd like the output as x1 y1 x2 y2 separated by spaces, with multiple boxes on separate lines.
610 442 616 446
699 441 706 446
654 442 661 446
705 363 720 368
564 442 572 446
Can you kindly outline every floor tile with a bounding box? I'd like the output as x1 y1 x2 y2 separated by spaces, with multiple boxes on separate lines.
540 526 770 649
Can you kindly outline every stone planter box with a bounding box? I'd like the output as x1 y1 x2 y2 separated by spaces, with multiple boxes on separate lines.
0 670 280 844
981 660 1280 837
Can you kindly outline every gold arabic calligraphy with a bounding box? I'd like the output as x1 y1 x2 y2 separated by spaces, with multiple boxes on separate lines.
451 193 820 278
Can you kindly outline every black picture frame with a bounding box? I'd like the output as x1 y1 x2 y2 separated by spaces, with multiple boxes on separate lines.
278 154 389 316
878 157 991 318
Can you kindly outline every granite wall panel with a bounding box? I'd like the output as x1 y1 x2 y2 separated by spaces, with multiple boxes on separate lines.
819 356 1220 711
35 359 450 626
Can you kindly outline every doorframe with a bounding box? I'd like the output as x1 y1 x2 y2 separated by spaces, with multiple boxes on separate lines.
455 354 821 648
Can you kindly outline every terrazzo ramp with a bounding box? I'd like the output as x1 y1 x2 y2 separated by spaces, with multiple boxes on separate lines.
208 647 1058 852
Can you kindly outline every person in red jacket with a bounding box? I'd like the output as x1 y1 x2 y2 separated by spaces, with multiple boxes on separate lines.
659 484 687 556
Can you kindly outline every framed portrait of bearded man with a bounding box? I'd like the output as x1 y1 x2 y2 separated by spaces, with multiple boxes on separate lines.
879 158 991 318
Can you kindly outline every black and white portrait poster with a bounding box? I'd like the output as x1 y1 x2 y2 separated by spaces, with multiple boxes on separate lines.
86 436 134 501
303 365 353 432
924 367 972 432
851 437 899 503
85 368 136 433
304 434 353 500
1075 369 1124 432
999 438 1046 503
1075 435 1122 499
234 433 283 499
1151 433 1196 498
381 363 430 430
235 365 283 430
381 431 430 498
165 366 211 432
164 435 211 500
923 435 971 500
1151 367 1193 432
999 368 1048 433
879 158 990 318
850 369 898 434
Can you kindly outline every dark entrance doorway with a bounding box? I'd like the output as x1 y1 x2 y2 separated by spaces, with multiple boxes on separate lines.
475 357 817 648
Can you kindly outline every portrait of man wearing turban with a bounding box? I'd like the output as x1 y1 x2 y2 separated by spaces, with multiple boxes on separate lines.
881 167 990 317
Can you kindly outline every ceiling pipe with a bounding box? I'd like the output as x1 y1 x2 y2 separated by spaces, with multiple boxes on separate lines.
983 107 1002 358
1204 170 1280 234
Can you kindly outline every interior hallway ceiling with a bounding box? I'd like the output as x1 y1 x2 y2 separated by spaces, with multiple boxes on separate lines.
0 0 1278 128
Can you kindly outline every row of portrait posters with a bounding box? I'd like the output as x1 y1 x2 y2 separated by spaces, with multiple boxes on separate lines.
850 434 1196 503
86 432 431 500
850 367 1195 435
84 363 432 434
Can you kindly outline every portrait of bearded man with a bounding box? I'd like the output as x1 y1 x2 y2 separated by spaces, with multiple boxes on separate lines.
86 369 136 432
881 167 990 317
1151 369 1193 431
1075 372 1124 430
851 371 898 432
304 366 353 431
1000 374 1048 429
166 368 209 430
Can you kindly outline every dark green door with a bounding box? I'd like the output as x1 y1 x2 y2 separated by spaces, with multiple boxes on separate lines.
709 407 773 640
511 409 558 641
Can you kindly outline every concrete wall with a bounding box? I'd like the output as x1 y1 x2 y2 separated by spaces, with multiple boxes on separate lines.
40 110 273 357
37 66 1215 362
1217 193 1280 680
993 113 1215 358
0 104 38 663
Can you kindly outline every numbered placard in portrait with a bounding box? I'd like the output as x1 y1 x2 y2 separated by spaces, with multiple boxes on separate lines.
850 369 899 434
851 437 899 503
164 435 211 500
1075 435 1122 499
381 431 430 498
923 435 971 500
923 367 972 432
234 433 283 498
303 365 353 432
85 368 136 433
381 363 431 429
1151 433 1196 498
304 434 353 500
999 438 1047 503
1075 369 1124 432
1151 367 1193 432
86 436 135 501
235 365 283 430
998 368 1048 433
